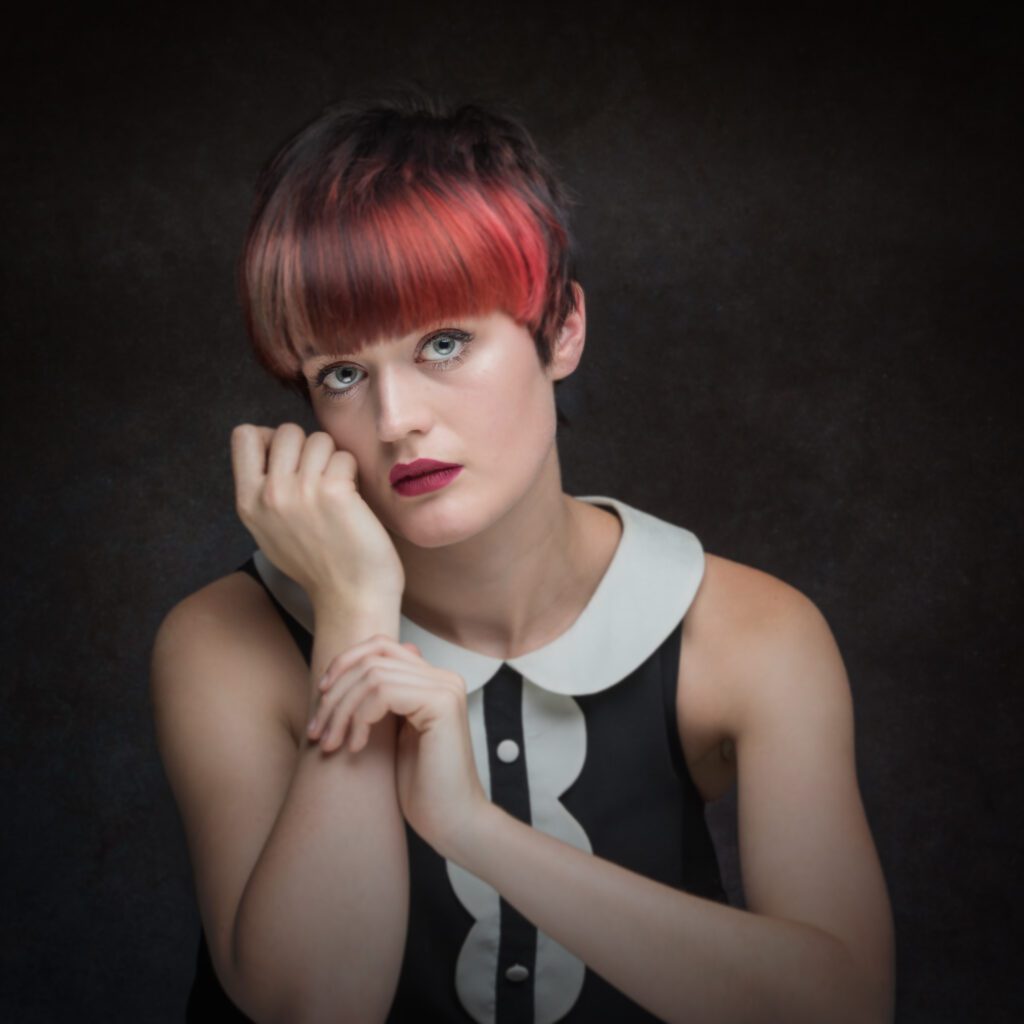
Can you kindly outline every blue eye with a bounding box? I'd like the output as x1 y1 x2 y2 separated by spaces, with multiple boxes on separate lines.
420 332 466 361
317 364 365 397
311 329 473 402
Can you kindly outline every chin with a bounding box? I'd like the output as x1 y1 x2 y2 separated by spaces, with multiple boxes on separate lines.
391 508 483 549
383 490 504 551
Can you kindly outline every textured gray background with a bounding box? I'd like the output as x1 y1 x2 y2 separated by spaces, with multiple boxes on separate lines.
3 3 1021 1021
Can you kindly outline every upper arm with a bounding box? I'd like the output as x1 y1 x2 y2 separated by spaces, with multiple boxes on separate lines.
149 572 307 995
724 575 895 1020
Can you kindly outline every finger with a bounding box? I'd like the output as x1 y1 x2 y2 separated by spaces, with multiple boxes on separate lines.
298 431 338 485
230 424 275 511
347 675 459 753
325 450 362 493
310 652 415 739
266 422 306 479
320 664 432 752
309 655 374 738
348 690 391 754
322 448 358 486
318 635 424 690
318 641 418 691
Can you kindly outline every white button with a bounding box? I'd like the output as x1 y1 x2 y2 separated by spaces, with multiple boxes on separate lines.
496 739 520 763
505 964 529 982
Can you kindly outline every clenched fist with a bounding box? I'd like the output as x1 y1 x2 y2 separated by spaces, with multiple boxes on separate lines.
230 423 406 611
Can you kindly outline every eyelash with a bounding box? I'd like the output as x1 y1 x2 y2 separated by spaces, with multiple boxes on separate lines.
311 330 473 402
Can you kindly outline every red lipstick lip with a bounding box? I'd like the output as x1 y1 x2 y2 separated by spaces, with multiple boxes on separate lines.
389 458 462 486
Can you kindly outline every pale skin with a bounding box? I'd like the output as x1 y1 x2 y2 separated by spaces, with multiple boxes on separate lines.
151 283 895 1023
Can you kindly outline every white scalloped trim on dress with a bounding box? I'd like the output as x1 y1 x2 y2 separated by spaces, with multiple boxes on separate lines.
448 679 590 1024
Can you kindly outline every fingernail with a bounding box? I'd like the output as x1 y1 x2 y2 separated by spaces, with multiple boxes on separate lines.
308 717 318 734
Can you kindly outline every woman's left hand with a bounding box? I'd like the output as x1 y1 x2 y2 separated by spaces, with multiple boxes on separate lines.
307 635 490 860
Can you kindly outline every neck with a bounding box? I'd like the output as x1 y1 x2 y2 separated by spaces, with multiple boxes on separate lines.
392 455 620 660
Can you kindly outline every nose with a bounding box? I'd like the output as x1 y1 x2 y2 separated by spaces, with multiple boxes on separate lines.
374 364 434 443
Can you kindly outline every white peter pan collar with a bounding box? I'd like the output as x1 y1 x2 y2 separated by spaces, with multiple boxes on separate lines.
251 495 704 697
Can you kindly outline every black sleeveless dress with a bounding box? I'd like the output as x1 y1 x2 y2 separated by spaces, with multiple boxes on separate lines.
186 496 729 1023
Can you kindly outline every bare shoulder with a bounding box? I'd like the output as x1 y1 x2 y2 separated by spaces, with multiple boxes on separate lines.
149 569 309 980
154 568 282 648
150 569 306 737
677 552 842 801
702 551 843 714
683 555 895 1018
690 552 823 632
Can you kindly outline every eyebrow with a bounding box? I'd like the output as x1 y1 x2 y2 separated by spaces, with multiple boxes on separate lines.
299 341 369 368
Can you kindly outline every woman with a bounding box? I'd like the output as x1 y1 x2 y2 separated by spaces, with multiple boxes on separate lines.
150 91 895 1023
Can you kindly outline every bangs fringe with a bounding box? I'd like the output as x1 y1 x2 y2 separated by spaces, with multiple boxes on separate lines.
244 174 564 381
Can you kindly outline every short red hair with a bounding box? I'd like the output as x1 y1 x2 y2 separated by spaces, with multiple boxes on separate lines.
240 89 581 406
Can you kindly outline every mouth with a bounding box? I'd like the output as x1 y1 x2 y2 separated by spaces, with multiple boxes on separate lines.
389 459 462 486
390 459 463 497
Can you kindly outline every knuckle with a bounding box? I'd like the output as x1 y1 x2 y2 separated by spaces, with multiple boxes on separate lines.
321 475 355 497
260 480 287 507
329 449 357 469
440 687 462 710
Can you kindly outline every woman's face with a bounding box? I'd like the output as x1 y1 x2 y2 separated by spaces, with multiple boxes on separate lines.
302 310 566 549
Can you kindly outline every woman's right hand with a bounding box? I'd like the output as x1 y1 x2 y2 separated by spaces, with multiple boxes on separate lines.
230 423 405 611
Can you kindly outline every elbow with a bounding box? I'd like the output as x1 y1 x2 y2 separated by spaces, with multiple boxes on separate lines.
221 957 323 1024
228 918 394 1024
220 913 303 1024
824 938 895 1024
285 979 395 1024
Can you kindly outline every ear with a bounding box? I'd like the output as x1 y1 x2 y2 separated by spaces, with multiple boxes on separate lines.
546 282 586 382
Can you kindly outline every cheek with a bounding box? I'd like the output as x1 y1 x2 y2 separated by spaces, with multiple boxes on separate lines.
311 414 373 477
313 413 352 452
461 356 556 463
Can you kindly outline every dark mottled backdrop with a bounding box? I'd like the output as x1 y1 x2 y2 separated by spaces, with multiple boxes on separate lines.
3 3 1020 1021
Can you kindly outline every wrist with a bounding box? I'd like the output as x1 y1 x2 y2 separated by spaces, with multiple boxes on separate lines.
308 599 403 689
445 800 511 870
312 597 401 635
310 583 403 619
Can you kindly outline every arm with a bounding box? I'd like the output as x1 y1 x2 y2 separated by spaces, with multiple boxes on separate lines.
150 573 407 1024
446 583 895 1024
